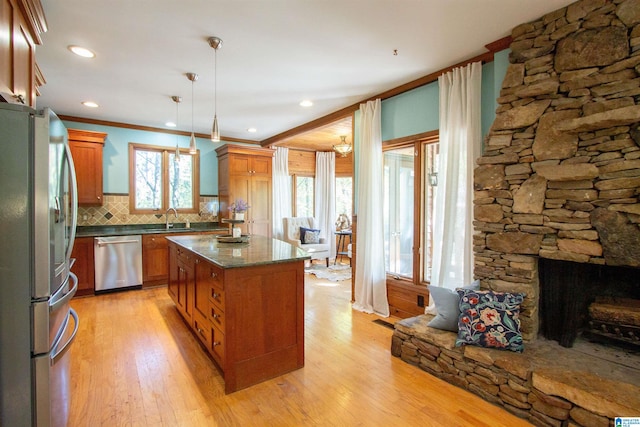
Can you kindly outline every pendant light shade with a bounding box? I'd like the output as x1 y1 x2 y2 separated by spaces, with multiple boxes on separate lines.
211 115 220 142
171 96 182 161
208 36 223 142
333 135 352 157
186 72 198 154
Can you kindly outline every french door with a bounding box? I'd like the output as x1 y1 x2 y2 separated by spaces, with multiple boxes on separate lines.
383 134 439 285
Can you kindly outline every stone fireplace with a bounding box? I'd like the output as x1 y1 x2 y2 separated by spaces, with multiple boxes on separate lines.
474 0 640 345
393 1 640 425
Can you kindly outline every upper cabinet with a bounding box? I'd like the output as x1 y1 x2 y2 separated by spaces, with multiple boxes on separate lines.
216 144 275 237
68 129 107 206
0 0 47 107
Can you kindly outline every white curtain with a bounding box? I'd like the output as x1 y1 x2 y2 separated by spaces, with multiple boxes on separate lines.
272 147 291 240
314 151 336 258
429 61 482 298
353 99 389 317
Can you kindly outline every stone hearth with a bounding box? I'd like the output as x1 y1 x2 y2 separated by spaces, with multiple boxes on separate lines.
392 315 639 426
393 0 640 425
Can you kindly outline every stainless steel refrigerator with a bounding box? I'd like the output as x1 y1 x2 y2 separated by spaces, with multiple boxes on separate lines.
0 103 79 426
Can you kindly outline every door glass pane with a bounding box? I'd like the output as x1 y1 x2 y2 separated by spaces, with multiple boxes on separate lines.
335 177 352 218
168 153 194 209
383 147 414 278
296 176 314 217
422 142 439 282
134 150 162 210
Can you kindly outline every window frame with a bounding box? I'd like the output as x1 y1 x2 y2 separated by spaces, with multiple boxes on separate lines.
128 143 200 214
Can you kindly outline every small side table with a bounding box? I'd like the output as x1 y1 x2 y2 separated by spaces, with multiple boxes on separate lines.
334 230 352 265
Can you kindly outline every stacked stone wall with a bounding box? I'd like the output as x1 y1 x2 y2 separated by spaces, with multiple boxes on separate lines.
474 0 640 340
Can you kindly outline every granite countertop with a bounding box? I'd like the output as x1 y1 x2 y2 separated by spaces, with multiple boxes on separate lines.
166 234 310 268
76 222 228 237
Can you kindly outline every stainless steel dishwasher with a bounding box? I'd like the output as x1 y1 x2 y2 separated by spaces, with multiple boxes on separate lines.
94 235 143 292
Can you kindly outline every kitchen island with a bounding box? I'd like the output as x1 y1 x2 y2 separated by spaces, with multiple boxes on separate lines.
166 234 310 393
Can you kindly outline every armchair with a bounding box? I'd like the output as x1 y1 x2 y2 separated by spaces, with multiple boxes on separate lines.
282 217 330 267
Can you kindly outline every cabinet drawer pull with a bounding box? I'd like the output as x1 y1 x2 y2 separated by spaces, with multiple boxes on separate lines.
197 327 205 336
213 341 220 347
212 292 219 299
211 272 217 278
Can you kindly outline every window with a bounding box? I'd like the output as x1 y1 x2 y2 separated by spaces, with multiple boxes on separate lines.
129 143 199 214
293 175 314 217
382 136 439 285
335 177 352 218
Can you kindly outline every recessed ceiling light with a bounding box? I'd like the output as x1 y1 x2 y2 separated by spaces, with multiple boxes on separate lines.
81 101 99 108
247 127 257 133
299 100 313 107
165 121 177 128
68 45 95 58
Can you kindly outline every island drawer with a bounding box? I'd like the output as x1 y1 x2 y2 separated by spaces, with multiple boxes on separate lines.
193 310 211 349
209 286 225 311
210 324 225 367
176 247 194 264
202 263 224 289
210 304 225 330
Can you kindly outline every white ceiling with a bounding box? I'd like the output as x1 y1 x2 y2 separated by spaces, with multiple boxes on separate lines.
36 0 574 143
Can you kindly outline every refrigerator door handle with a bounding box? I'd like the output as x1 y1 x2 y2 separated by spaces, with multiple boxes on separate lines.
51 308 79 364
64 141 78 264
50 272 78 314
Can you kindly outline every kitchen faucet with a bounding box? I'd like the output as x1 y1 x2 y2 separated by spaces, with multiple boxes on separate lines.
165 207 178 229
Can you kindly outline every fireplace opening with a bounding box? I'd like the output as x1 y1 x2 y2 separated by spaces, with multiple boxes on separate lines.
538 258 640 351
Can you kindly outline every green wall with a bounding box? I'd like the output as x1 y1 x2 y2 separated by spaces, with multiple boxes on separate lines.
63 121 226 195
379 51 510 142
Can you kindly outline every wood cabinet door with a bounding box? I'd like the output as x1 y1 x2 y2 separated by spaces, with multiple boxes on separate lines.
142 234 169 285
70 237 95 297
229 155 251 175
192 258 209 320
177 254 195 324
228 175 251 234
167 244 180 305
250 156 271 176
69 141 103 206
249 175 272 237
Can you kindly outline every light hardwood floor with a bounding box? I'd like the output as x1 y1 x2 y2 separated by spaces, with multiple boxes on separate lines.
68 270 532 426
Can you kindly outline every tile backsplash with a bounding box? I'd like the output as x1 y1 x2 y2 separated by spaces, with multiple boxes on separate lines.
77 194 219 226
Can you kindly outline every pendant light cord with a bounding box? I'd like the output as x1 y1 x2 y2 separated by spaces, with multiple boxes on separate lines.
214 48 217 115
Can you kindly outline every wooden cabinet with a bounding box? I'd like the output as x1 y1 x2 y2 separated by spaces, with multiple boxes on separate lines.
216 144 274 237
0 0 46 107
168 237 305 393
68 129 107 206
70 236 95 297
143 230 225 287
142 234 169 286
387 278 429 319
168 244 195 323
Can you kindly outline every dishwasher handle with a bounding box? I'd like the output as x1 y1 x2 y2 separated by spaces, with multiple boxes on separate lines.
96 238 140 246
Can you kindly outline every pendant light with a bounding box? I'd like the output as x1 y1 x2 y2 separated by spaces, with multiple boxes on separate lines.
208 36 223 142
186 72 198 154
171 96 182 161
333 135 352 157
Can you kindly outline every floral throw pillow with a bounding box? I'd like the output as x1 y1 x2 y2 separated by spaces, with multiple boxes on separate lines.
455 289 525 353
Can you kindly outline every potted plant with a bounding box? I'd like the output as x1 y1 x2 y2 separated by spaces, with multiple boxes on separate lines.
228 198 250 220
